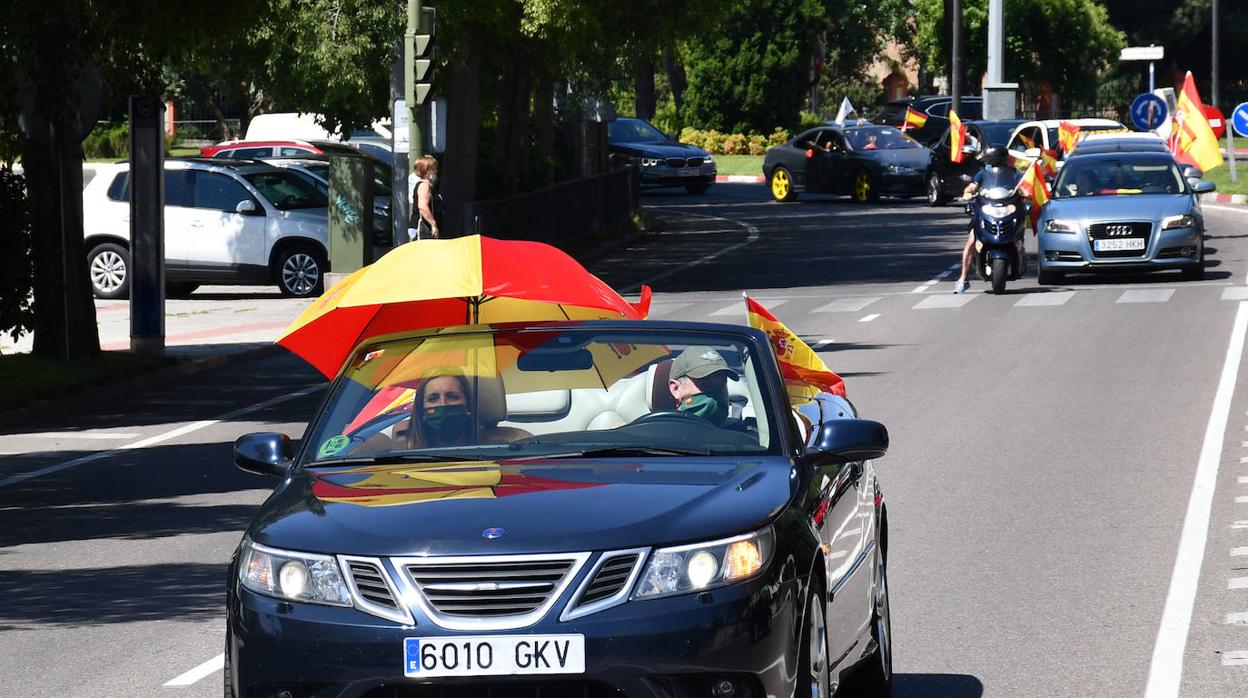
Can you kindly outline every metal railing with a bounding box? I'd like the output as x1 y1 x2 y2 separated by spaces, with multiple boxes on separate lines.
462 166 639 247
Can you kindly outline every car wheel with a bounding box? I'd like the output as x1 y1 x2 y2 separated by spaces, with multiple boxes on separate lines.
842 545 893 696
1181 246 1205 280
769 167 797 202
798 582 831 698
852 170 877 204
1037 267 1064 285
222 631 235 698
927 172 946 206
87 242 131 300
166 283 199 299
685 181 710 194
276 245 325 298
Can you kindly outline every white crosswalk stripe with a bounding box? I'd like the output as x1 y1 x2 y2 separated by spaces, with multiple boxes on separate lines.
646 302 694 317
1223 287 1248 301
1015 291 1076 307
1117 289 1175 304
710 299 786 316
813 297 881 313
913 295 976 310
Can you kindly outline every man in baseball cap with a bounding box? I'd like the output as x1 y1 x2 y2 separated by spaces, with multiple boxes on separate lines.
667 346 738 426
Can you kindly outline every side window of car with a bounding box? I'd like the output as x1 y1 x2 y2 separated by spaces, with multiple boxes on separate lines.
212 149 234 159
233 147 273 159
928 102 950 117
279 146 312 157
192 172 255 212
164 170 193 207
106 172 129 201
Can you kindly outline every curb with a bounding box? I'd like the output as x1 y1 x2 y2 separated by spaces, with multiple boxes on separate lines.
715 174 765 183
0 344 286 429
1202 192 1248 206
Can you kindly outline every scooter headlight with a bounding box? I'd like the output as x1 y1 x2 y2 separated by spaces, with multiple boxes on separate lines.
980 203 1017 217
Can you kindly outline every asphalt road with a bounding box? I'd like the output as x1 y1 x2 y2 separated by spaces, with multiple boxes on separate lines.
3 183 1248 697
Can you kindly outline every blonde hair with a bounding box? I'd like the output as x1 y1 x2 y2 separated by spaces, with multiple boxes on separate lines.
413 155 439 178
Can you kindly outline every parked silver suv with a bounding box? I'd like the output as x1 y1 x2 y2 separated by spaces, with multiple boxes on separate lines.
83 159 331 299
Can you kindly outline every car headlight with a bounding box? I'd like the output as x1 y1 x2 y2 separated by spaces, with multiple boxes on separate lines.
1161 214 1195 230
634 527 774 599
640 157 660 167
238 537 352 606
702 154 715 164
981 203 1017 217
886 164 918 175
1044 219 1078 234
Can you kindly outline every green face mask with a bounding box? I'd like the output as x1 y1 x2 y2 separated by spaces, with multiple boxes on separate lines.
423 405 472 445
678 393 728 425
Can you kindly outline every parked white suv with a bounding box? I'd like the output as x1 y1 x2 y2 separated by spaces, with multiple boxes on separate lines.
83 159 331 299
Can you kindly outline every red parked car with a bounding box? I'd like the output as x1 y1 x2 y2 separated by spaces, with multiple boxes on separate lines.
200 139 369 160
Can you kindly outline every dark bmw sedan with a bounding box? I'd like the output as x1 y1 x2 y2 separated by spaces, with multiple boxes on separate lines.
608 118 716 194
764 125 929 203
226 321 892 698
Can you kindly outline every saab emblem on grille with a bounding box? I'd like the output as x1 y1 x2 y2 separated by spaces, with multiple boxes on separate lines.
1106 224 1133 236
482 527 506 539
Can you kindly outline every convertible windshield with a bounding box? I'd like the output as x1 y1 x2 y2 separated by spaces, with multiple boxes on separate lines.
303 327 779 465
846 128 921 151
1054 157 1185 197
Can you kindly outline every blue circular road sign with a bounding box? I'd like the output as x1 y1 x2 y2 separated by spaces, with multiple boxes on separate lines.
1232 102 1248 138
1130 93 1169 131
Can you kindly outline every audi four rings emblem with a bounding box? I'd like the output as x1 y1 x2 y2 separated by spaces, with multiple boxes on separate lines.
1106 224 1132 236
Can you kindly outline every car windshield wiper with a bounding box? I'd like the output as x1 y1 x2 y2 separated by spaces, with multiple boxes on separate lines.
304 453 483 468
517 446 715 460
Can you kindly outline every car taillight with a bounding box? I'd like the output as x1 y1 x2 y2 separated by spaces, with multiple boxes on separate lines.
805 149 814 158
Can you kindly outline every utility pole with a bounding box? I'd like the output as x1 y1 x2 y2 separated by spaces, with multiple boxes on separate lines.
951 0 962 111
1212 0 1220 109
983 0 1017 120
390 42 408 248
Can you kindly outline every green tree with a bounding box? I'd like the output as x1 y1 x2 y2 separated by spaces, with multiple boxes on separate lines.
913 0 1126 103
683 0 827 133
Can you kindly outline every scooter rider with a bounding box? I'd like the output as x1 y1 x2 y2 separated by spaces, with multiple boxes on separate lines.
954 146 1022 293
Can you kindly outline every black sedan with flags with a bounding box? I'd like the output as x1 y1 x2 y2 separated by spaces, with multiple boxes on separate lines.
763 125 931 203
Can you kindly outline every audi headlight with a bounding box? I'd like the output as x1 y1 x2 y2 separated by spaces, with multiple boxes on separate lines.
981 203 1017 217
1044 219 1078 234
640 157 660 167
1161 214 1195 230
634 527 774 599
238 538 352 606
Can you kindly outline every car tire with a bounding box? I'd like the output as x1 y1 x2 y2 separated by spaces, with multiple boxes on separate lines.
1037 268 1064 285
990 257 1008 294
927 172 946 206
685 182 710 195
769 166 797 202
166 283 199 299
798 581 831 698
842 540 893 696
223 633 235 698
852 170 878 204
87 242 131 300
1181 247 1205 281
275 245 326 298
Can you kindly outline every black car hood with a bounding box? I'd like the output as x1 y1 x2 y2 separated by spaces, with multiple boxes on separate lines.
611 142 708 158
857 147 931 168
249 458 795 556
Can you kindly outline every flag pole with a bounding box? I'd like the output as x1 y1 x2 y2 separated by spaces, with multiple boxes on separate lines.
742 291 750 327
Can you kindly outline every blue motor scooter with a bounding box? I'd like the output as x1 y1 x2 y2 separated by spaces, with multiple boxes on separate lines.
965 169 1029 294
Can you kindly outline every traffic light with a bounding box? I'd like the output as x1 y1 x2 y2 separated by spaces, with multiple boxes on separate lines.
408 5 435 106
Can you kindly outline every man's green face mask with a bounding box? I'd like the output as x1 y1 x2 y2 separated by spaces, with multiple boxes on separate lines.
678 392 728 426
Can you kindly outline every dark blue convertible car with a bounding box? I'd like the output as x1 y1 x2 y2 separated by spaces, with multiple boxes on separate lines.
227 321 893 698
764 124 930 204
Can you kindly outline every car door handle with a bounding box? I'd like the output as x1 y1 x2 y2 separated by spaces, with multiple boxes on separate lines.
190 220 204 227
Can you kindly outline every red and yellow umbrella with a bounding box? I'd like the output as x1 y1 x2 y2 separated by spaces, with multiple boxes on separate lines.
278 235 651 377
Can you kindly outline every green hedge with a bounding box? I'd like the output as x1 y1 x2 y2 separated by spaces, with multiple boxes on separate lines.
678 127 791 155
82 123 177 160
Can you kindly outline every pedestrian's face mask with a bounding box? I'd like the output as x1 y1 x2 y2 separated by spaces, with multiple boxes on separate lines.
428 173 439 185
678 392 728 425
423 404 471 444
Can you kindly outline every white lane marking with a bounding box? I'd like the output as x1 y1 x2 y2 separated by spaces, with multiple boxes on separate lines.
0 386 320 488
1223 288 1248 301
1239 476 1248 484
1231 578 1248 590
859 314 881 323
1232 521 1248 529
24 432 139 440
1206 204 1248 215
1229 613 1248 625
711 299 784 317
646 301 693 317
620 209 760 294
1015 291 1076 307
909 263 962 294
1240 457 1248 463
913 294 975 310
1233 547 1248 557
1237 496 1248 504
812 339 835 350
1145 301 1248 698
164 653 224 687
814 297 881 313
1118 289 1175 304
1223 651 1248 666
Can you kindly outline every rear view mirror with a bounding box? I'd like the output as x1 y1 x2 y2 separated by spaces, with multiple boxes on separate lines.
234 432 293 477
1191 179 1216 194
806 418 889 462
516 347 595 372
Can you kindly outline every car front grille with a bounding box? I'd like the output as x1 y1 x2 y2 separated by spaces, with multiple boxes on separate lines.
400 554 588 628
685 157 703 167
578 554 640 606
664 157 687 168
1088 221 1151 258
346 560 400 609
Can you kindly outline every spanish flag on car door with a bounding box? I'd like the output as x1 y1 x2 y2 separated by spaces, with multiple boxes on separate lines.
1017 160 1051 234
902 106 928 132
745 295 846 400
949 110 967 163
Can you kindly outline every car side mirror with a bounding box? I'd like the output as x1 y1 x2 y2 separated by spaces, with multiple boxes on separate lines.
234 432 294 477
1191 179 1216 194
806 418 889 462
1183 166 1203 179
1024 147 1041 159
235 199 261 215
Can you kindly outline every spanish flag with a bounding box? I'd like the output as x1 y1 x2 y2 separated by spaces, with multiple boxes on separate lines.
1038 147 1059 178
1016 160 1051 234
949 110 967 163
1058 121 1081 155
1169 71 1224 173
902 106 928 131
744 295 846 400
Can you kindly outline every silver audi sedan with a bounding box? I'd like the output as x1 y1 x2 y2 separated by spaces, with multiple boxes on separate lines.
1036 151 1216 284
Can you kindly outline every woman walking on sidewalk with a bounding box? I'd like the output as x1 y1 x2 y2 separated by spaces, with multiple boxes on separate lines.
408 155 444 241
